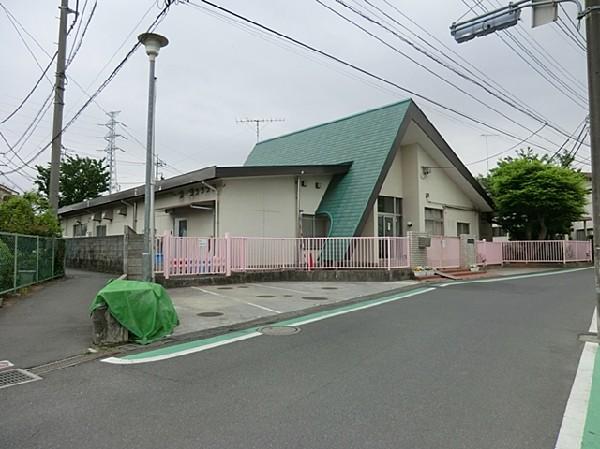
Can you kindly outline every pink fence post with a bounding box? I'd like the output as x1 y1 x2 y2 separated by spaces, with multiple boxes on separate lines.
387 237 391 271
163 231 171 279
225 233 232 276
562 240 567 265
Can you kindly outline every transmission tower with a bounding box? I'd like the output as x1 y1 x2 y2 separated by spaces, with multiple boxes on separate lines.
237 118 285 142
100 111 125 193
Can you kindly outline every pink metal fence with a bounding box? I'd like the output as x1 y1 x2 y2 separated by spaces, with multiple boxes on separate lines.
230 237 410 272
426 236 460 268
476 239 592 264
158 235 410 277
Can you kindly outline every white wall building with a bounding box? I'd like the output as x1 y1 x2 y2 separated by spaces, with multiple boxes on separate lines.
59 100 494 240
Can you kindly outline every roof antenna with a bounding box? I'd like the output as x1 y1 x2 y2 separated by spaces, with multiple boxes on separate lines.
237 118 285 143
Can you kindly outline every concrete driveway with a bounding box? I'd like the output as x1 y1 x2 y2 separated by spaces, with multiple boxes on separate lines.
168 281 417 336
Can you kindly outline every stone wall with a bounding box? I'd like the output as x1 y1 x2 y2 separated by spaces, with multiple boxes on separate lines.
65 235 124 274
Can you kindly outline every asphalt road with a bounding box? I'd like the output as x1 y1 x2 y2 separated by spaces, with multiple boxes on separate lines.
0 269 595 449
0 269 112 367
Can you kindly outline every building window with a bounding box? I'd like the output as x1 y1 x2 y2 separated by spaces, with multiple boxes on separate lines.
175 218 188 237
301 214 329 237
96 225 107 237
425 208 444 236
73 223 87 237
576 229 586 240
377 196 402 237
457 222 470 236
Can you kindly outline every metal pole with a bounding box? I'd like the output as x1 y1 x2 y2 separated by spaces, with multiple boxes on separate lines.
49 0 70 213
36 237 39 282
142 57 157 282
13 235 18 292
586 0 600 333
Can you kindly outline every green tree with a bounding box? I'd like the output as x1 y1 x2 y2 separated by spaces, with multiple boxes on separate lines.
0 192 61 237
487 150 587 240
35 155 109 207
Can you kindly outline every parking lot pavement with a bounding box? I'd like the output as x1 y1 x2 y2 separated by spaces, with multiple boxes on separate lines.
167 281 418 336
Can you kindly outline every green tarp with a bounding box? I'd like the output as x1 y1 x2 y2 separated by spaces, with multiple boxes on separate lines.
90 280 179 344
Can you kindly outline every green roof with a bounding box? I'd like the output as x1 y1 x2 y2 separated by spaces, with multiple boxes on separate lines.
244 99 413 237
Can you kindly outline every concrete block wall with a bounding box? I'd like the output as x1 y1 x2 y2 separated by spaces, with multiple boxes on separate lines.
65 235 124 274
407 231 429 268
125 226 144 280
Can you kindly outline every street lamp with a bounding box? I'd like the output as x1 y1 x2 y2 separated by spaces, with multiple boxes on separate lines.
138 32 169 282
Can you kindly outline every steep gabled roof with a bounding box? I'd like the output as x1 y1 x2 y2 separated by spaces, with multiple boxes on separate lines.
245 100 413 236
245 99 493 237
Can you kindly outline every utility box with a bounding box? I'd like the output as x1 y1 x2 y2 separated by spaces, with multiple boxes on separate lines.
418 236 431 249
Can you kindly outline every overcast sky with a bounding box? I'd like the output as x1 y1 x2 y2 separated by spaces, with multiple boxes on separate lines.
0 0 590 193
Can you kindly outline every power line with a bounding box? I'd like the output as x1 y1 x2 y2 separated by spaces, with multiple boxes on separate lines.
1 0 178 176
322 0 588 149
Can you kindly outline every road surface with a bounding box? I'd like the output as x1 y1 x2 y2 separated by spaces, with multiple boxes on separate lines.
0 269 594 449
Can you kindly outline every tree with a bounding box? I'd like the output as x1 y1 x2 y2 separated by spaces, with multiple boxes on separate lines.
35 155 109 207
487 150 587 240
0 192 61 237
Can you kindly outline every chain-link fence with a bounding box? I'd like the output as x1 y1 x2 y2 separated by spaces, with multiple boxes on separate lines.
0 232 66 295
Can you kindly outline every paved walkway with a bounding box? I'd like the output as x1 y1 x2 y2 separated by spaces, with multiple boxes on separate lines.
0 269 113 368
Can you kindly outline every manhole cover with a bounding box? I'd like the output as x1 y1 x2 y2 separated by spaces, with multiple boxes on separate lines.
258 326 301 336
302 296 329 300
283 295 293 298
321 287 338 290
197 311 224 317
256 295 275 298
237 286 249 288
0 369 41 389
217 286 233 290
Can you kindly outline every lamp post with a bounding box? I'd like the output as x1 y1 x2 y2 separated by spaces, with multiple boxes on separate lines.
138 32 168 282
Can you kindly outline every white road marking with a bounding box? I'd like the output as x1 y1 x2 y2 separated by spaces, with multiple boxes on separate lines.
191 286 282 313
101 332 263 365
554 308 598 449
248 283 309 294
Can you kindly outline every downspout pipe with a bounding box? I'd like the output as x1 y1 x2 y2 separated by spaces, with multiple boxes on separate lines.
200 181 218 237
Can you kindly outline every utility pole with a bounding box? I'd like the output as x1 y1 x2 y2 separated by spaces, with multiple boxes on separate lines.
49 0 71 213
237 118 285 142
99 111 125 194
586 0 600 333
450 0 600 336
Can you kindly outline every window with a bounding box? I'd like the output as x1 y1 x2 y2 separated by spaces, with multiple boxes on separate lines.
301 214 329 237
96 225 107 237
425 208 444 236
377 196 402 237
175 218 188 237
73 223 87 237
576 229 586 240
457 222 470 236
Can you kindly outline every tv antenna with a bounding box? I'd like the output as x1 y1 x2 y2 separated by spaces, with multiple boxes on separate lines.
237 118 285 143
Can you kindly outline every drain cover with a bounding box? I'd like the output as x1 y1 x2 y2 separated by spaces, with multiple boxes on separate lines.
321 287 338 290
197 311 224 317
217 286 233 290
256 295 275 298
237 286 249 288
258 326 301 336
0 369 41 389
302 296 329 300
283 295 293 298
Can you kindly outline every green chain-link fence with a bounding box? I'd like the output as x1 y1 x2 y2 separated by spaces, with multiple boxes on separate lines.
0 232 66 295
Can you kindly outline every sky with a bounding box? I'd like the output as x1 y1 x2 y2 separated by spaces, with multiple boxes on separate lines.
0 0 590 194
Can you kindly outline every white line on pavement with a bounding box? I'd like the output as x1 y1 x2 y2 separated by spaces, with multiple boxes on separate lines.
191 286 282 313
554 307 598 449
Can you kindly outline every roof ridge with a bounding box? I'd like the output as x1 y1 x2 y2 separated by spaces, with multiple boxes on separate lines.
255 98 412 146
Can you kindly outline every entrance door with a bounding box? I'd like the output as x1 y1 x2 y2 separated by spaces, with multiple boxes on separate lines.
174 218 188 237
